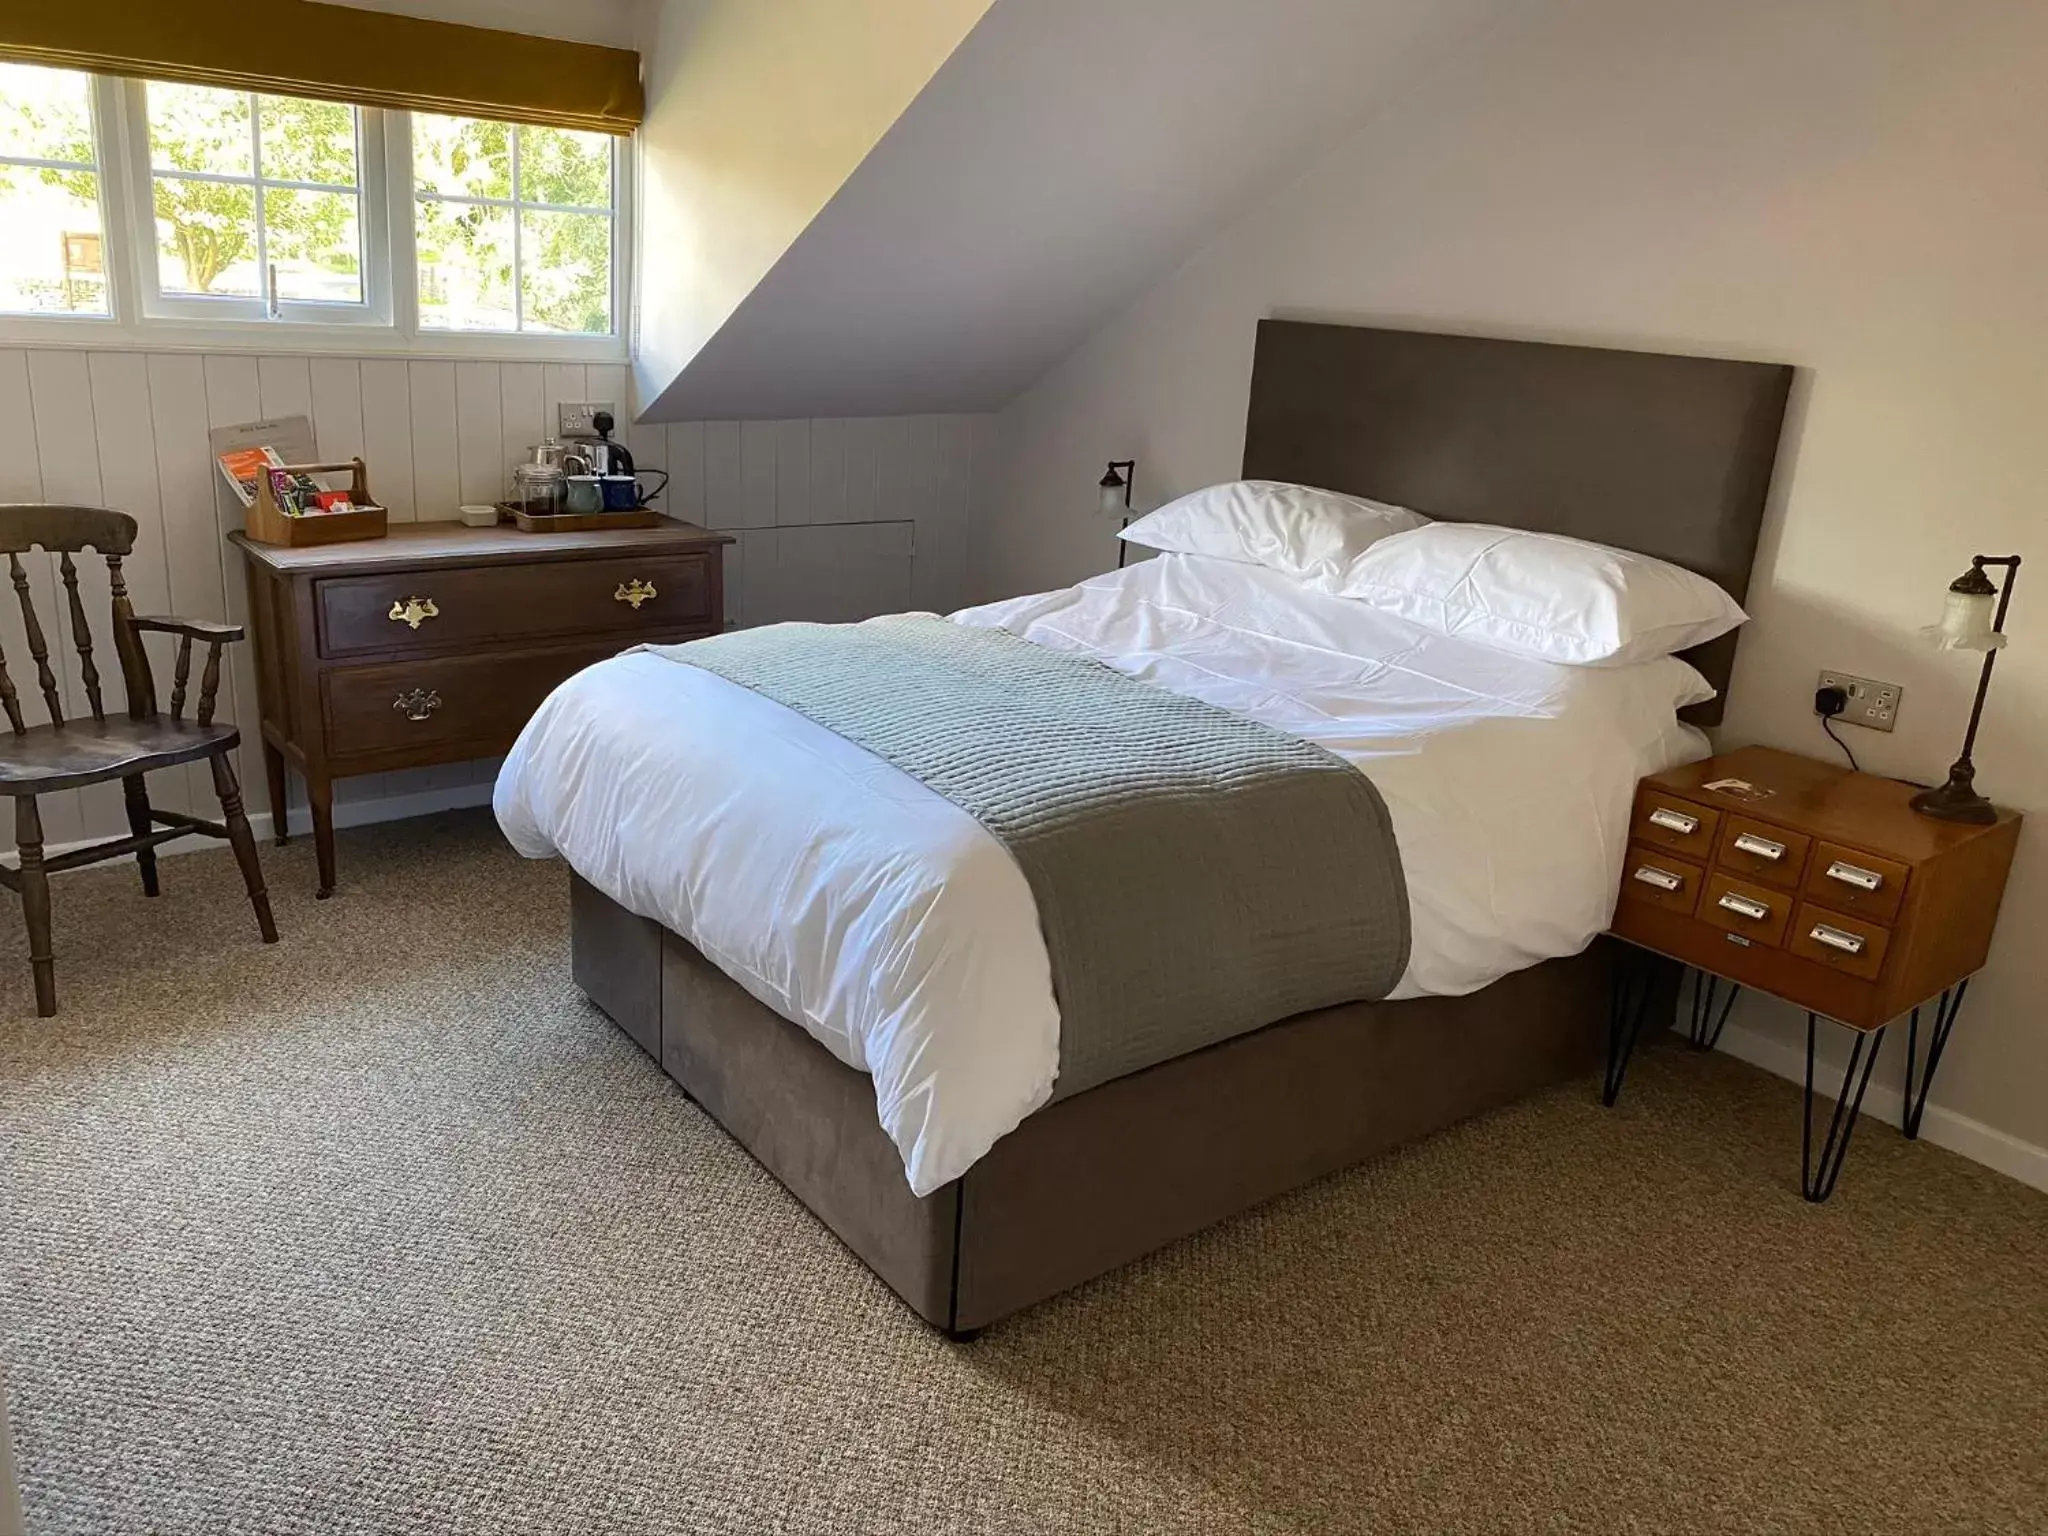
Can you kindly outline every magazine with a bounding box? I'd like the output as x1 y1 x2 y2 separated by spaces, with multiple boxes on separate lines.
216 446 284 509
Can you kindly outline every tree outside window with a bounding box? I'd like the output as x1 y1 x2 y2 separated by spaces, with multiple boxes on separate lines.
414 114 614 335
0 63 109 315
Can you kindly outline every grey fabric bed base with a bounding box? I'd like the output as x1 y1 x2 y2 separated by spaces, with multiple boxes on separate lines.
569 873 1619 1336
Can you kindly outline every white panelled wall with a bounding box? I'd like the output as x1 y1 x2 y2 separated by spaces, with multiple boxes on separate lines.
0 342 993 857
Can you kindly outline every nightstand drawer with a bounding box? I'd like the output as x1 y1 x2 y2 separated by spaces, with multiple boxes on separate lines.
1620 842 1705 917
1714 815 1809 889
1699 873 1793 948
1787 902 1891 983
1631 791 1719 859
1803 842 1908 924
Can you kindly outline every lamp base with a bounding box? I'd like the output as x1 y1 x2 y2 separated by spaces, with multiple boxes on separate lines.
1910 760 1999 824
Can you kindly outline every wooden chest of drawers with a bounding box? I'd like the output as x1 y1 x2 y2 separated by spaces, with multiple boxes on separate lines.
1609 745 2021 1030
231 518 731 897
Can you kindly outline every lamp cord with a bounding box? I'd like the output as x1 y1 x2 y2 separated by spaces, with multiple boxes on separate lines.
1821 714 1860 772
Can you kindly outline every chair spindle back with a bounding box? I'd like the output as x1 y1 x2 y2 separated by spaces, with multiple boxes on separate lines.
0 505 150 733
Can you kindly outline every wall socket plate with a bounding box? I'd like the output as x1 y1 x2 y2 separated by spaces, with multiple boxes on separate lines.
557 401 618 438
1817 669 1902 732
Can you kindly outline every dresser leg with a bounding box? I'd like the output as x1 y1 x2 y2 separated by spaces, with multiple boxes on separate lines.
1901 980 1970 1140
309 776 337 900
1801 1014 1886 1202
1685 970 1740 1051
262 740 290 846
1602 946 1664 1106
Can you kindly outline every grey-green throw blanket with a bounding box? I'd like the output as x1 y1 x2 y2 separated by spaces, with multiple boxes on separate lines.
664 616 1410 1099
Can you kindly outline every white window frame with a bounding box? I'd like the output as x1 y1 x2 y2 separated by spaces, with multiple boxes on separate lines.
0 68 631 363
0 74 115 325
405 112 627 343
121 79 393 331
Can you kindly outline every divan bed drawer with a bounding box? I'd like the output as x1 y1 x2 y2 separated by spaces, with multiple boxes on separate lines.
315 552 713 658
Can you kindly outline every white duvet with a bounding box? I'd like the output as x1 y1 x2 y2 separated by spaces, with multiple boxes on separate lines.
496 554 1712 1196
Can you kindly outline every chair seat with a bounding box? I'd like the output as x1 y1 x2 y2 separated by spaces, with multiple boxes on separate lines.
0 717 240 794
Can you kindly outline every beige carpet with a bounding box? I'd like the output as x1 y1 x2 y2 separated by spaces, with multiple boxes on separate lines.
1 812 2044 1535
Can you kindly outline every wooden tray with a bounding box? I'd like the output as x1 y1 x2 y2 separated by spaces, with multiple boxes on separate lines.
245 458 388 547
499 502 662 533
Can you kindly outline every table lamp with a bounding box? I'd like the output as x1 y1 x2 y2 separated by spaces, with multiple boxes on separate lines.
1099 460 1135 568
1912 554 2020 823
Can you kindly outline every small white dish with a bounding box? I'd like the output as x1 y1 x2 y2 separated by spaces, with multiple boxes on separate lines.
458 504 499 528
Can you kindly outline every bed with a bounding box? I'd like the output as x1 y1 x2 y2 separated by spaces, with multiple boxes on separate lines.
497 321 1794 1336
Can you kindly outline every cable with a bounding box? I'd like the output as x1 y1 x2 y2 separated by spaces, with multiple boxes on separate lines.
1821 713 1859 772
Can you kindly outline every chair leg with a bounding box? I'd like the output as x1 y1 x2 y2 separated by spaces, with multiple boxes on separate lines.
122 774 160 897
15 796 56 1017
210 753 278 945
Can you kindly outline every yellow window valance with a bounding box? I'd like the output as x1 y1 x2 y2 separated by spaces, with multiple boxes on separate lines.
0 0 642 135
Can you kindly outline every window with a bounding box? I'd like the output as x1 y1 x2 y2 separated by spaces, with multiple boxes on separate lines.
0 63 110 316
413 114 617 336
0 61 628 354
129 80 387 325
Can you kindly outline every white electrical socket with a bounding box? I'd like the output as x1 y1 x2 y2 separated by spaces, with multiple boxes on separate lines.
557 401 618 438
1817 669 1902 732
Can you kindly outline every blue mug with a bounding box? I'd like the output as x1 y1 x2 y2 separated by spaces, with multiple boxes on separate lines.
601 469 669 511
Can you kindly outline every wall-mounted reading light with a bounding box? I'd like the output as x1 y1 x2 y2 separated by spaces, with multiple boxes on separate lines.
1099 459 1135 568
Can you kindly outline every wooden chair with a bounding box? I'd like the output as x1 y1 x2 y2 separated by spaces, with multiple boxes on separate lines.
0 505 277 1016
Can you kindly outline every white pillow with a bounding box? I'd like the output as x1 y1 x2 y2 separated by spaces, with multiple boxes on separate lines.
1329 522 1747 666
1118 480 1428 582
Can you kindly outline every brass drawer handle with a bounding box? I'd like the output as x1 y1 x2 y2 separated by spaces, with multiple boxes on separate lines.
1717 891 1772 921
389 596 440 630
393 688 442 722
1825 860 1883 892
1632 865 1684 892
615 578 658 610
1648 806 1699 836
1810 922 1866 955
1733 832 1786 861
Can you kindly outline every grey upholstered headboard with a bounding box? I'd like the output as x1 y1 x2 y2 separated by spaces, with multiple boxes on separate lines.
1240 320 1793 725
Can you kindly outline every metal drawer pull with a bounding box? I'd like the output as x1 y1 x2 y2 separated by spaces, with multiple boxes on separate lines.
1825 860 1883 891
1632 865 1684 892
1733 832 1787 861
393 688 442 722
1648 807 1699 835
615 578 658 610
1717 891 1772 921
388 596 439 630
1810 923 1866 955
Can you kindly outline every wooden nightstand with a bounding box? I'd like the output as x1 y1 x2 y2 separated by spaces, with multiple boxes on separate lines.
1603 745 2022 1200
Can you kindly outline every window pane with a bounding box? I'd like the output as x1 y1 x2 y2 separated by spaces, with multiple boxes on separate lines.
148 83 254 177
413 113 511 200
154 177 258 296
518 125 610 208
0 165 109 315
0 63 96 165
416 199 514 330
519 210 611 333
265 188 362 304
257 95 358 188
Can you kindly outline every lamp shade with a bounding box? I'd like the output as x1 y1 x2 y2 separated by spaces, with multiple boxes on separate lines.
1098 462 1130 519
1924 567 2007 652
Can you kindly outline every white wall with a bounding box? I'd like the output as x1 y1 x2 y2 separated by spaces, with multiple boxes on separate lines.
634 0 992 416
980 0 2048 1166
0 338 988 855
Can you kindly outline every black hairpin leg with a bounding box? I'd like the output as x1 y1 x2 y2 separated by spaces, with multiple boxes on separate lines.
1685 969 1740 1051
1901 979 1970 1140
1603 947 1665 1106
1801 1014 1886 1202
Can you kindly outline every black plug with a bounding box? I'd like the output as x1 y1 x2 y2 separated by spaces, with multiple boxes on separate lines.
1814 684 1857 770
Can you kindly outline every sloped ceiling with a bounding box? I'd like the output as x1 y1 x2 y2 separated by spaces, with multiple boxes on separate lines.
639 0 1517 421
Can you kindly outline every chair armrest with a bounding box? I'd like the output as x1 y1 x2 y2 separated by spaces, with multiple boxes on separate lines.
130 615 246 644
